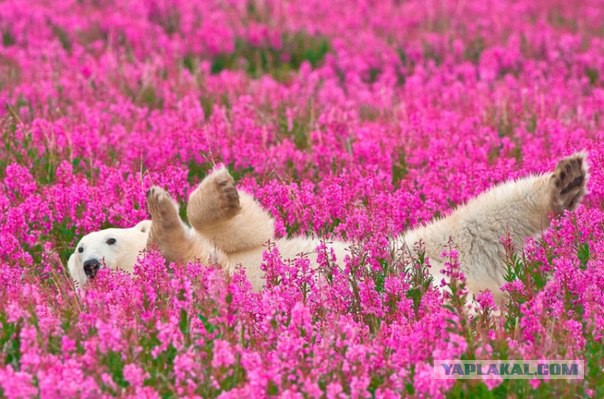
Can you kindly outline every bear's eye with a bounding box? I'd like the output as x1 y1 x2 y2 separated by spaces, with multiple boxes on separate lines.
78 247 84 253
106 238 117 245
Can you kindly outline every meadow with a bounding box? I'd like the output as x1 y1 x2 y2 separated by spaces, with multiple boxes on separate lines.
0 0 603 397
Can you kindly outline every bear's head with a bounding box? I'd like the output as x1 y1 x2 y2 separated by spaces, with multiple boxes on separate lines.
67 220 151 286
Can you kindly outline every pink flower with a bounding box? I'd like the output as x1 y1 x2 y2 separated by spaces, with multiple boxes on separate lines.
0 1 602 397
212 340 236 369
475 290 496 311
124 363 148 388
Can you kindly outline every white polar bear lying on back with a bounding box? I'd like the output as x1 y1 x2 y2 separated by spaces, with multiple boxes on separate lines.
68 153 588 304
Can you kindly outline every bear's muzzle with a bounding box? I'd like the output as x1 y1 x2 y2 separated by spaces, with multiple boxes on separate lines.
83 259 101 279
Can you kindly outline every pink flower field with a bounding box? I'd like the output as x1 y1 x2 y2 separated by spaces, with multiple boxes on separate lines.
1 0 603 397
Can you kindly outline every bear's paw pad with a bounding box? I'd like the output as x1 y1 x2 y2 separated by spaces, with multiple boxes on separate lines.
551 152 588 212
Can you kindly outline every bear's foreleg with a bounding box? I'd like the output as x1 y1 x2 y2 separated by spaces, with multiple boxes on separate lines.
187 167 275 254
146 186 227 266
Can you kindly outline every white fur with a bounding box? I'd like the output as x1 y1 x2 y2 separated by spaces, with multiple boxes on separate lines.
67 221 151 287
68 154 588 305
397 174 553 303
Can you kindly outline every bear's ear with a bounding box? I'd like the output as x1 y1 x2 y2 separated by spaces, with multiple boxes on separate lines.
67 253 77 277
67 253 85 288
133 220 152 234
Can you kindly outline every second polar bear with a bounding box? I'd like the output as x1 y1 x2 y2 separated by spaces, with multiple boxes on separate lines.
68 153 588 304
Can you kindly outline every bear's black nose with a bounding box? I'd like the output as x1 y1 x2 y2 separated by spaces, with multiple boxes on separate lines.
83 259 101 278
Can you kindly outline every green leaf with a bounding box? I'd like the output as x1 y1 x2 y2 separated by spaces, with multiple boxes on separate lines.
577 242 590 270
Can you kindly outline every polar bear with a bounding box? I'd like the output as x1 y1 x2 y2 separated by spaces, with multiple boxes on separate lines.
68 153 588 304
67 220 152 285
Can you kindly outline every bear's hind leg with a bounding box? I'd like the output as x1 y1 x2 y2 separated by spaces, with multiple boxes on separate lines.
550 152 588 213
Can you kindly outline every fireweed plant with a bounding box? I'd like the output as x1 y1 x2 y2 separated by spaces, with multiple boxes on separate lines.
0 0 603 397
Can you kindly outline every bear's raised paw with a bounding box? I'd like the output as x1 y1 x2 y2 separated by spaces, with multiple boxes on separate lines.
551 152 588 213
146 186 180 224
213 170 241 217
187 167 242 229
